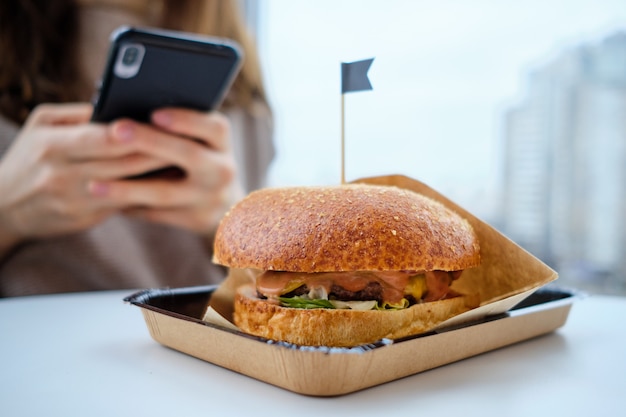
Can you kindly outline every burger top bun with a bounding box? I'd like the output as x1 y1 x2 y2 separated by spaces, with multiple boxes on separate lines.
213 184 480 273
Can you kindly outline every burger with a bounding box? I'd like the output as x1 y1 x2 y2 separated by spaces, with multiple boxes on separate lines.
213 183 481 347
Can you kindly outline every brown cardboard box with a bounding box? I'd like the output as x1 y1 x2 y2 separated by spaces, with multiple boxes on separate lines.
126 175 573 396
125 285 576 396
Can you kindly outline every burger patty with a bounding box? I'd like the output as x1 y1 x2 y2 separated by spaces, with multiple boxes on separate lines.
330 282 384 302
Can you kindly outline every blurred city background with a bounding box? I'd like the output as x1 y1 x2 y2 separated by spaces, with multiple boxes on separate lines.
246 0 626 295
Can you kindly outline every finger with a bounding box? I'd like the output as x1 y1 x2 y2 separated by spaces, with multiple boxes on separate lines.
51 119 155 162
108 119 212 173
151 108 230 151
81 154 173 180
21 107 141 163
27 103 93 127
35 122 137 163
89 179 197 208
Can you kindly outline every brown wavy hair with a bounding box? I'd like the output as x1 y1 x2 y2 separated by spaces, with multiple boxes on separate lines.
0 0 268 125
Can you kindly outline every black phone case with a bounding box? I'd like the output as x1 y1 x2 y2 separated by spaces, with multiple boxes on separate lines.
92 27 242 123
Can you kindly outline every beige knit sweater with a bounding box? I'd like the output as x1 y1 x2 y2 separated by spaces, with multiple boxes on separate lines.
0 5 274 297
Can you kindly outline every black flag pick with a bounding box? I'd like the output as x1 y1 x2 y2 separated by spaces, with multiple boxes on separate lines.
341 58 374 94
340 57 375 184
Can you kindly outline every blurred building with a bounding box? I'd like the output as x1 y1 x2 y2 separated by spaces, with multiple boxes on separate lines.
502 31 626 294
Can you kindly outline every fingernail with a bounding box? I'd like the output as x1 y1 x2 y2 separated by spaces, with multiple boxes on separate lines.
115 122 135 142
152 110 172 127
89 181 109 197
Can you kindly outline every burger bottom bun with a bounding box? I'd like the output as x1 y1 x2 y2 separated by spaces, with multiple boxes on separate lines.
233 284 477 347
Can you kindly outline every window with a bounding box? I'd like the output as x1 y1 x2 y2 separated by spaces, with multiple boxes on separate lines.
255 0 626 295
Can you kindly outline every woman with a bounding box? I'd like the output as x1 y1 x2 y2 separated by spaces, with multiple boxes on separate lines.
0 0 274 296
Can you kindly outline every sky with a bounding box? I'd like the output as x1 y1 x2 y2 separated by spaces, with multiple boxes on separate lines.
256 0 626 220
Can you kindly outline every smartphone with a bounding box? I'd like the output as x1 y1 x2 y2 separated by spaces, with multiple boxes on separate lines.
91 26 243 178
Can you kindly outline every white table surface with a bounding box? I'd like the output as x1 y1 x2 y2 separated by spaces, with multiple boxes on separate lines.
1 288 624 417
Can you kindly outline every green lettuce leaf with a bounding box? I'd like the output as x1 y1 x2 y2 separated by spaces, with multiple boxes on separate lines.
278 296 336 309
278 296 411 310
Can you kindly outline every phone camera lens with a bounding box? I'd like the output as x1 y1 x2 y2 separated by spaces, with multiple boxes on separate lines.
115 43 144 79
122 46 140 66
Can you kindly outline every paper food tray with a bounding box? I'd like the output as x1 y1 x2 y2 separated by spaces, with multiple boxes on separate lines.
125 285 578 396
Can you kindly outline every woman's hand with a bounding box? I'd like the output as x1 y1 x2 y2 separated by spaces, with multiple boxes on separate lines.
0 103 173 253
89 108 242 235
0 103 240 258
